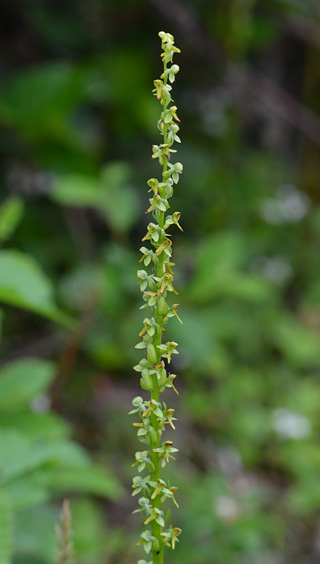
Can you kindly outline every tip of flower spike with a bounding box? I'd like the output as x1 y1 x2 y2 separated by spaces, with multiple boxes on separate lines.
158 31 174 41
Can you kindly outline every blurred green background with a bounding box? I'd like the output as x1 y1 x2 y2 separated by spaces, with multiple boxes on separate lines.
1 1 320 563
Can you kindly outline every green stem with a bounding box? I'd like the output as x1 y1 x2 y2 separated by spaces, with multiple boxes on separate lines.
150 212 165 564
149 57 169 564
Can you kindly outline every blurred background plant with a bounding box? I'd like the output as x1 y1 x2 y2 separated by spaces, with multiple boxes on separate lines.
0 1 320 563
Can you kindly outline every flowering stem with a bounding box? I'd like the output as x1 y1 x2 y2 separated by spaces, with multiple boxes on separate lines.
131 31 183 564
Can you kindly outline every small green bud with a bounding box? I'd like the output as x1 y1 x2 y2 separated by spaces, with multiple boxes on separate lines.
148 278 157 292
141 368 153 391
148 426 158 444
137 270 148 280
152 537 160 552
143 334 153 345
158 295 169 316
158 368 167 387
147 343 158 364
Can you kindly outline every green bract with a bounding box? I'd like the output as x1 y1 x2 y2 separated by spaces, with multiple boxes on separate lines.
131 31 183 564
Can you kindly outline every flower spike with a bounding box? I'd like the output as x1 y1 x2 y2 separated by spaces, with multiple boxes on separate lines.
131 31 182 564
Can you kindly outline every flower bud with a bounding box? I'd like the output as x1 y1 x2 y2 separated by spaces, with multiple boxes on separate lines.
147 343 158 364
148 426 158 444
140 369 153 391
158 296 169 316
158 368 167 387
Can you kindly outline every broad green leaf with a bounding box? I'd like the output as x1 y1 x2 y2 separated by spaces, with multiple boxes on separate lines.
0 250 54 312
35 440 90 469
188 269 271 304
196 232 246 271
186 233 271 303
0 489 13 564
169 308 220 370
51 174 100 207
0 198 24 244
49 465 124 500
287 476 320 515
0 62 88 133
13 505 57 559
5 474 50 510
59 264 104 310
0 431 35 481
72 499 111 564
0 250 73 325
0 411 69 440
0 430 89 483
271 315 320 367
277 442 320 480
51 163 139 234
214 274 272 303
100 162 139 234
0 358 55 413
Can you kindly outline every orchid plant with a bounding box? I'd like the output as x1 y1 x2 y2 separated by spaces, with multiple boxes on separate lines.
130 31 183 564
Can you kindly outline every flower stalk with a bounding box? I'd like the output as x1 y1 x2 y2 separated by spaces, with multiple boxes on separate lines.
131 31 183 564
55 500 74 564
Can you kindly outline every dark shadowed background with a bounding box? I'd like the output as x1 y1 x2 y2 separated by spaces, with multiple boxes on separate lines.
1 1 320 563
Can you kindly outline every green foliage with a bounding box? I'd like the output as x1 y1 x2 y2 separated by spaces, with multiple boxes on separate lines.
0 489 13 564
0 62 89 135
0 250 72 326
52 162 139 234
49 467 122 499
0 357 123 563
0 198 24 245
186 233 272 303
0 358 55 412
